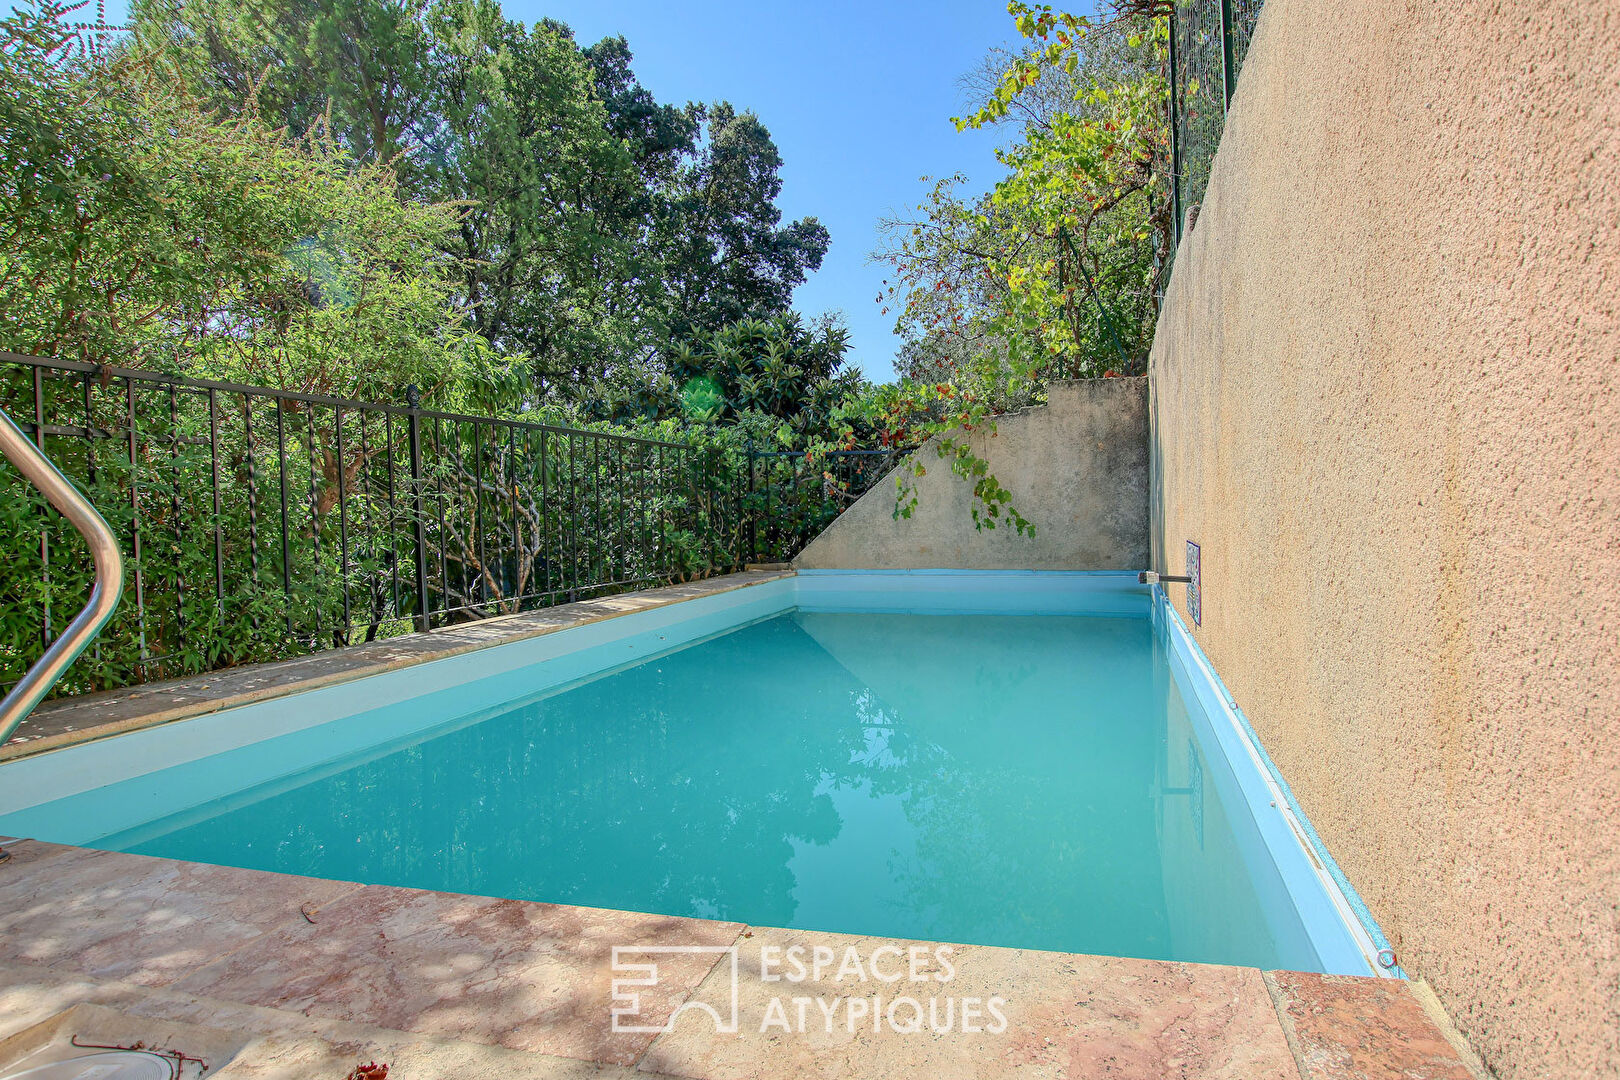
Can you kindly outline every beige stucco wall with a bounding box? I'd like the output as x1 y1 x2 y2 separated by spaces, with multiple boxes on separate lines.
796 377 1148 570
1149 2 1618 1077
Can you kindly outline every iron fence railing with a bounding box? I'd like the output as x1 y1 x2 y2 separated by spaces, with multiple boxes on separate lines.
747 448 898 564
0 353 897 697
1168 0 1266 243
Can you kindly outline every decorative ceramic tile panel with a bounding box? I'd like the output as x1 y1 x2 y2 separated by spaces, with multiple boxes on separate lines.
1186 540 1202 626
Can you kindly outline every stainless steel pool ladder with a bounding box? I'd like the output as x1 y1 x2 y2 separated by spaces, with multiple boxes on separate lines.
0 406 124 765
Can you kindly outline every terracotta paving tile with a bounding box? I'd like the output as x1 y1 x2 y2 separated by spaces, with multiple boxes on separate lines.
1267 970 1475 1080
637 926 1299 1080
0 844 1480 1079
174 884 744 1066
0 842 357 988
205 1034 647 1080
0 960 652 1079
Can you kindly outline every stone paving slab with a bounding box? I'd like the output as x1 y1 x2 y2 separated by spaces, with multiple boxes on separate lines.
637 926 1299 1080
1267 971 1478 1079
0 843 1483 1079
174 882 744 1066
0 841 360 988
3 570 793 763
0 961 658 1079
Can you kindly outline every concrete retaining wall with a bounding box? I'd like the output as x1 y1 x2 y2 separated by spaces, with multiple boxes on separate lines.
1148 1 1619 1077
795 377 1149 571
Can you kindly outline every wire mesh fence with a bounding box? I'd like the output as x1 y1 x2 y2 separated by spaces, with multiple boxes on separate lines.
1225 0 1264 72
1168 0 1266 241
0 353 898 697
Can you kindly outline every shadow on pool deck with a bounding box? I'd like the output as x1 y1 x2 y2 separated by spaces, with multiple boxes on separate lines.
0 838 1481 1079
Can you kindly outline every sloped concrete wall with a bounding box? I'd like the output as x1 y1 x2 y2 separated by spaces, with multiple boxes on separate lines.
1149 1 1618 1077
795 377 1148 570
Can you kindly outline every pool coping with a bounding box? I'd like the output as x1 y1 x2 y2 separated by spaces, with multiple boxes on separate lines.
6 567 1390 982
0 571 1487 1076
0 839 1484 1079
1153 585 1405 981
0 569 795 764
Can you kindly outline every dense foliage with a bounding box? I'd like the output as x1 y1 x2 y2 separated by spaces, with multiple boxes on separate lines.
879 3 1169 386
840 1 1171 532
128 0 833 399
0 2 512 405
1 0 843 410
0 0 1175 694
0 0 872 696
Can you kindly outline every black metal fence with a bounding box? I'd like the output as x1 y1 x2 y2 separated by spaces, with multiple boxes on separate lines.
1168 0 1266 242
0 353 897 697
747 448 897 564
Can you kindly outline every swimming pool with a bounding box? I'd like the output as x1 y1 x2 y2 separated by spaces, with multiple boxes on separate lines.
0 570 1389 975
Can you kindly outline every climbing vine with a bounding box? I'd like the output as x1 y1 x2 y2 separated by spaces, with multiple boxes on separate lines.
856 1 1170 533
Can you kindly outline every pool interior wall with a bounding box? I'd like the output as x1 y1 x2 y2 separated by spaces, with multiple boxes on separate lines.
0 570 1386 977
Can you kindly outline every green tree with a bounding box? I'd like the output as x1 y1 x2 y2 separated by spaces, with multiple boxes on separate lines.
659 103 830 342
874 176 1034 410
668 313 861 437
955 2 1169 377
130 0 833 404
580 33 699 191
131 0 434 175
879 3 1169 384
0 0 857 700
849 3 1174 535
420 0 650 393
0 0 499 404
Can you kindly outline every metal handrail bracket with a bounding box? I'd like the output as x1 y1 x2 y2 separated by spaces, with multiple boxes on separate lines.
0 405 125 788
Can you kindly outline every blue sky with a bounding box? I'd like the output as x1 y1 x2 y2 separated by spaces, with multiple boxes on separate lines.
514 0 1022 381
101 0 1024 380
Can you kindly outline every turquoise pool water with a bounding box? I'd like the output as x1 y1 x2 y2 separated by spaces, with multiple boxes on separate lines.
35 608 1320 970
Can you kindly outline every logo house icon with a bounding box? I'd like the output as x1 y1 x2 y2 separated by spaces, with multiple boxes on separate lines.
610 945 740 1034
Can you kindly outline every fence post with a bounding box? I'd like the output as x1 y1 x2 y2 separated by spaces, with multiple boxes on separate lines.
405 384 431 633
1219 0 1237 113
1167 4 1184 244
745 440 756 565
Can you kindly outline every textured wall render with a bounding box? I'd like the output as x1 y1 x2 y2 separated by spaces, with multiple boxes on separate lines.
1148 2 1619 1077
795 377 1149 571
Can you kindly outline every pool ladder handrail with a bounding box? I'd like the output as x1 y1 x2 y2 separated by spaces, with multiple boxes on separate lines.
0 405 124 756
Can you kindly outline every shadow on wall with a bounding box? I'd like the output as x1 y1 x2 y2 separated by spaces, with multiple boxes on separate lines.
795 377 1150 571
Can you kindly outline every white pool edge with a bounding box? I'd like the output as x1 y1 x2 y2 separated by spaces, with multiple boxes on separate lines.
1152 584 1399 979
0 576 800 815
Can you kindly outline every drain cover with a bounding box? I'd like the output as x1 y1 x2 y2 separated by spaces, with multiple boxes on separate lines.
1 1051 178 1080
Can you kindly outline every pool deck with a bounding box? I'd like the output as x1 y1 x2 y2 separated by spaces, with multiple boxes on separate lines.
0 839 1481 1079
0 569 1483 1076
0 569 797 764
